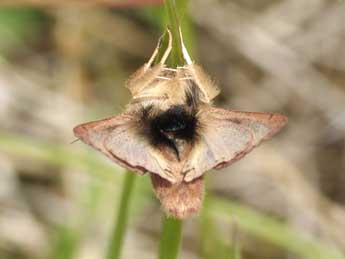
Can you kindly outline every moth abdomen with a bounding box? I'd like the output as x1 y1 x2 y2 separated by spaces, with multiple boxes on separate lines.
150 173 204 219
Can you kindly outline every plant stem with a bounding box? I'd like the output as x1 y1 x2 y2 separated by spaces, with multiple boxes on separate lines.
158 217 183 259
156 2 185 259
106 172 136 259
165 0 184 66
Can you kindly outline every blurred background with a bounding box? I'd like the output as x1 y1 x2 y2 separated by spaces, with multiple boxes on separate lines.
0 0 345 259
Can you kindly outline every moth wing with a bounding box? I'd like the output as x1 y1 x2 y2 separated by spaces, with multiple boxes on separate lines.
73 113 166 178
183 107 287 182
209 107 288 147
184 64 220 103
126 64 163 98
183 109 253 182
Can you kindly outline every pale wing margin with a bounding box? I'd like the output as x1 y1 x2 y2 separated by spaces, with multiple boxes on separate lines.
73 113 162 176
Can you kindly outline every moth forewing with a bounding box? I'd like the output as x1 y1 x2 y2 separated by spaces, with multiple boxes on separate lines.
182 106 288 182
73 114 132 147
149 148 184 183
73 115 141 175
234 111 288 142
208 108 288 145
126 28 174 99
182 64 220 103
74 113 163 177
130 76 171 104
183 110 254 182
126 64 164 98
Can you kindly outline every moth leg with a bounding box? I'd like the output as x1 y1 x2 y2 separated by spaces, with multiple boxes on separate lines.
162 67 177 72
156 76 172 80
150 150 180 183
159 28 173 65
126 28 173 98
146 27 172 68
141 26 173 71
182 143 204 182
145 35 161 69
178 26 193 65
179 77 193 80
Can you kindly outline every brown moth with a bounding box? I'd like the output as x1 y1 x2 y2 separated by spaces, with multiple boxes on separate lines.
73 28 287 219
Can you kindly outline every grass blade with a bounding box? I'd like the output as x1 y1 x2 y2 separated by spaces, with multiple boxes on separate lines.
106 172 136 259
158 217 183 259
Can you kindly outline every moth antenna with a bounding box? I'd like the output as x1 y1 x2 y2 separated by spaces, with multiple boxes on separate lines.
70 138 80 144
178 26 193 65
159 27 173 65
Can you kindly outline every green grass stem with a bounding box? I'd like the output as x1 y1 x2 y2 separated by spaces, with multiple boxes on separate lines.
156 1 186 259
165 0 185 67
0 132 344 259
158 217 183 259
106 172 136 259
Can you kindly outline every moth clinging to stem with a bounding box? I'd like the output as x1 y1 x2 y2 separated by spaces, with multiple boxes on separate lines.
73 28 287 219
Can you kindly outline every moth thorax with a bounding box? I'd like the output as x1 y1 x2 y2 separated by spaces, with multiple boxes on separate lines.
154 105 196 140
159 68 177 78
148 105 197 161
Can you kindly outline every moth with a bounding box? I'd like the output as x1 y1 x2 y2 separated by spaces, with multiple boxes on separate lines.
73 28 287 219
